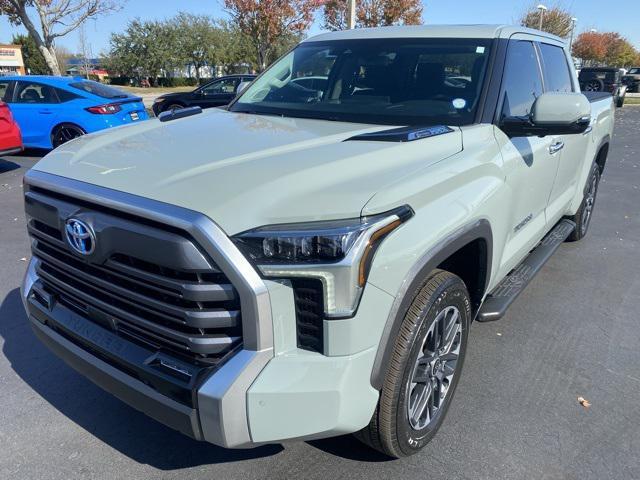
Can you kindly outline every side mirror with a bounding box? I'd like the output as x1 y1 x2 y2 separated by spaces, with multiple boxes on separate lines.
501 92 591 137
236 81 251 95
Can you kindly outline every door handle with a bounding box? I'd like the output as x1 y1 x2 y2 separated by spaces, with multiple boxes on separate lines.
38 109 53 114
549 141 564 154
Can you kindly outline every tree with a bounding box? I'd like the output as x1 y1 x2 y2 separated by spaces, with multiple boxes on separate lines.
11 33 47 74
223 0 323 71
572 32 607 66
520 5 574 38
323 0 422 31
601 32 638 68
0 0 122 75
572 31 640 68
107 18 182 82
173 12 216 82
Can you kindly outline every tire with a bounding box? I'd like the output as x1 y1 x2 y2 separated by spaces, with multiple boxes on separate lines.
163 103 185 113
356 269 471 458
51 123 85 149
566 162 600 241
585 79 604 92
616 94 625 108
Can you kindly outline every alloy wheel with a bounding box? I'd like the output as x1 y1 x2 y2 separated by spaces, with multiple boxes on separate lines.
53 125 84 148
407 305 462 430
581 173 598 234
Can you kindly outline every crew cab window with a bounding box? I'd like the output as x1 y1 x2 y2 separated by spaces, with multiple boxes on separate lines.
539 43 573 92
202 78 239 95
14 82 59 104
500 41 543 118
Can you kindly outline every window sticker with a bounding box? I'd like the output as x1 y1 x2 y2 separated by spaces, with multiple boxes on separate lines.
452 98 467 109
476 46 486 54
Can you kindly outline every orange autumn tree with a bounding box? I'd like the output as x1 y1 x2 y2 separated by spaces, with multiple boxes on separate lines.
323 0 423 31
573 31 639 68
572 32 607 66
224 0 324 71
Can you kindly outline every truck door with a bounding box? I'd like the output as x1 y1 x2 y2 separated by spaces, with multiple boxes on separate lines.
493 39 559 276
538 42 591 224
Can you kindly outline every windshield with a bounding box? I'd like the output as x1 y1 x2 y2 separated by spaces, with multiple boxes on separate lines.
69 80 129 99
231 38 493 125
628 68 640 74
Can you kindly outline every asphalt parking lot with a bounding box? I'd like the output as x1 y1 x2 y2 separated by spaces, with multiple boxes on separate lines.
1 108 639 480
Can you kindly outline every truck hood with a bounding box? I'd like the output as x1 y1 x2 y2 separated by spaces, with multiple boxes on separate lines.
33 109 462 235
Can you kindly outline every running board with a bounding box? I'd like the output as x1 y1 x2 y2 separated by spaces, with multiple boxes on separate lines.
477 219 576 322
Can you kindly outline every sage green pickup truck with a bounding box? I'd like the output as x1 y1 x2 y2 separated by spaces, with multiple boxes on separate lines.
21 25 614 458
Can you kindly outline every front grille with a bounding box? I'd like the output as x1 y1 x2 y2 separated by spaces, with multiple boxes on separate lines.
25 188 243 365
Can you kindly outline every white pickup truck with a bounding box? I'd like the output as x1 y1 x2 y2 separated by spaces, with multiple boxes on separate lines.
21 25 614 458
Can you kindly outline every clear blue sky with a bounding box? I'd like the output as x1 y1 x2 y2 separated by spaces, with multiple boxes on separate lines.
1 0 638 55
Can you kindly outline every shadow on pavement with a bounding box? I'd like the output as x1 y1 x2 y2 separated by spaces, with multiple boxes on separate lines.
0 158 20 174
0 288 283 469
307 435 393 462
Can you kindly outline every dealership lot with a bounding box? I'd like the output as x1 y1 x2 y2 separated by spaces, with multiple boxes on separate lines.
1 108 639 479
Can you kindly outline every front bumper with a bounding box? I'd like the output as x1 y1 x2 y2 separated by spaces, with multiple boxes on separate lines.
22 257 388 446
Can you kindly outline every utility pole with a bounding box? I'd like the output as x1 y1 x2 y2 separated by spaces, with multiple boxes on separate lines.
568 17 577 53
347 0 356 29
537 4 547 31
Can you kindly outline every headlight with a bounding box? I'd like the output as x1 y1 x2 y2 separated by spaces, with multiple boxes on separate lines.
233 206 413 318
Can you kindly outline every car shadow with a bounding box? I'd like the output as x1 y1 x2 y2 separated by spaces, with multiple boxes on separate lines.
0 288 283 469
0 158 20 174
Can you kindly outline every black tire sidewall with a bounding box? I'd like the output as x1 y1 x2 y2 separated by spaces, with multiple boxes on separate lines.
579 163 601 237
395 277 470 456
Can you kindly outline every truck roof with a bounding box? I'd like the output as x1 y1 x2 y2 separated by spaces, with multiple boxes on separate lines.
305 24 564 44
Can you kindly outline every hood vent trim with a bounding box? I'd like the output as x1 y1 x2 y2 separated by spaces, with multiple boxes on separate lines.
344 125 454 143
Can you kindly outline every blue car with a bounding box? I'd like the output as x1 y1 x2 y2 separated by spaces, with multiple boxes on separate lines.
0 76 149 149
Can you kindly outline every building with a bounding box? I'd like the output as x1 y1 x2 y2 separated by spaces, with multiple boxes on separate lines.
0 44 25 76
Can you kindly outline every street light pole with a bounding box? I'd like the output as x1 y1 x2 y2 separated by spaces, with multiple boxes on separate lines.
537 4 547 31
569 17 577 53
347 0 356 29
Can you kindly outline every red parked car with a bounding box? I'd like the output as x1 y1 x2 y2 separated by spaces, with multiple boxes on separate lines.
0 101 23 156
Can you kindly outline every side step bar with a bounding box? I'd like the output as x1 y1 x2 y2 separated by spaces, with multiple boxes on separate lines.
477 219 576 322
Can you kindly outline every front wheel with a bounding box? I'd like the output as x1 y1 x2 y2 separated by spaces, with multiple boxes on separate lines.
356 270 471 458
616 94 625 108
567 162 600 241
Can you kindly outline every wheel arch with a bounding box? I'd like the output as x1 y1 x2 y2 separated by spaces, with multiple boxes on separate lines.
50 121 86 146
594 135 610 174
370 219 493 390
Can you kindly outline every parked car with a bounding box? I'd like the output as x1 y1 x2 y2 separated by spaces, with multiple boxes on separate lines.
0 101 23 156
22 25 614 459
622 67 640 92
152 74 257 116
0 76 148 149
578 67 627 107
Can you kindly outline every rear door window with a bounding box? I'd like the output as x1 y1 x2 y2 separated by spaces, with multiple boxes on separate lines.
14 82 59 104
202 78 240 95
500 41 543 118
539 44 573 92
